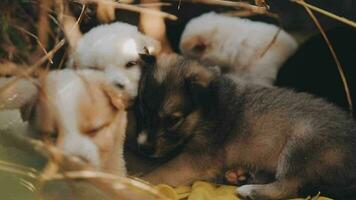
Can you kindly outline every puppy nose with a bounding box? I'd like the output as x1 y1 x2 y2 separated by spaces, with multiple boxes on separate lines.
138 143 155 156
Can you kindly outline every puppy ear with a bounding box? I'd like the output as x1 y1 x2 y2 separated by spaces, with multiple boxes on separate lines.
185 65 215 107
140 35 162 55
101 84 130 110
185 64 214 87
180 36 208 55
139 53 156 65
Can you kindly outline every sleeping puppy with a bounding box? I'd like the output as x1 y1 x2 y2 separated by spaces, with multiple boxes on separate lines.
1 69 130 175
180 12 298 86
136 54 356 199
67 22 161 97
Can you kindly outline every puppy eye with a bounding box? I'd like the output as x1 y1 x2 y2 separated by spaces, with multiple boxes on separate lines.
115 83 125 89
43 131 58 143
166 115 183 130
125 61 137 68
88 66 101 70
85 123 109 137
49 132 58 141
192 43 206 53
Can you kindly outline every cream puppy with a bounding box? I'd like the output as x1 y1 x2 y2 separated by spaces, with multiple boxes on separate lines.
180 12 298 86
1 69 130 175
67 22 161 97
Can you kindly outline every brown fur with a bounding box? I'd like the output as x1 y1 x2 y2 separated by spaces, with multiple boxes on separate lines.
30 69 130 175
136 54 356 199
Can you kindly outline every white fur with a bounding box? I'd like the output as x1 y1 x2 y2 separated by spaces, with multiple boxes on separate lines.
236 184 257 198
0 72 128 175
68 22 160 97
44 70 102 167
180 12 298 86
137 132 148 145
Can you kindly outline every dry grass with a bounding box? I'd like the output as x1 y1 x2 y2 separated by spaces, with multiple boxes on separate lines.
0 0 355 199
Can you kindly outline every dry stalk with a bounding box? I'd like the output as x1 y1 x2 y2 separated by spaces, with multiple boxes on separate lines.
291 0 356 28
55 0 85 51
187 0 268 14
0 0 85 97
140 0 173 53
74 0 177 20
28 137 167 199
0 129 168 199
0 39 65 98
138 2 172 7
9 24 53 64
96 0 116 23
301 1 353 115
36 0 52 58
259 28 281 58
254 0 269 9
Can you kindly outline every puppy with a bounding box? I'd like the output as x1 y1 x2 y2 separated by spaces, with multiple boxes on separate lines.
180 12 298 86
67 22 161 97
136 54 356 199
1 69 130 175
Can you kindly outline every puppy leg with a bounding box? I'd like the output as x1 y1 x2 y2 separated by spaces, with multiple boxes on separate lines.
225 168 274 186
236 178 300 200
143 153 221 186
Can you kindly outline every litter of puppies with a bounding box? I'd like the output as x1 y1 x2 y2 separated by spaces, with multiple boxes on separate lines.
1 1 355 200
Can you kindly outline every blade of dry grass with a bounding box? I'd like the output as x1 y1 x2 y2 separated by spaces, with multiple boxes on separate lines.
185 0 268 14
259 28 281 58
9 24 53 64
254 0 269 9
301 1 353 115
0 160 39 179
96 0 116 22
291 0 356 28
0 39 65 99
73 0 177 20
138 2 172 7
140 0 173 53
24 137 167 199
0 129 168 199
37 0 52 57
55 0 85 51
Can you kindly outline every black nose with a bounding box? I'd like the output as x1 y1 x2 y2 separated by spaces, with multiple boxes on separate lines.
138 143 155 156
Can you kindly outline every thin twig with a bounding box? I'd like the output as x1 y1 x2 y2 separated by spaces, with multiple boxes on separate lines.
291 0 356 28
10 24 53 64
0 39 65 96
186 0 268 14
301 1 353 115
73 0 177 20
259 28 281 58
138 2 172 7
17 136 166 199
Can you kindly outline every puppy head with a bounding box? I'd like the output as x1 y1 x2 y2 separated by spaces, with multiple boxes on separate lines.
31 69 129 175
180 12 299 81
136 54 217 157
179 12 229 63
68 22 161 97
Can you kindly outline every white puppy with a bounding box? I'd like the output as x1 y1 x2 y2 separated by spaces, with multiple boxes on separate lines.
67 22 160 97
1 69 129 176
180 12 298 86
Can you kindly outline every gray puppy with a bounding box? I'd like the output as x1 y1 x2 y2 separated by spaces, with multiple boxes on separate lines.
136 53 356 200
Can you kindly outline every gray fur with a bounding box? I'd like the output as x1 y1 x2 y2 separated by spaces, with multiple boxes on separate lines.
137 54 356 199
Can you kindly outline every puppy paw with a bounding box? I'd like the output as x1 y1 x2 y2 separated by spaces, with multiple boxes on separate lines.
225 168 251 186
235 185 258 200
